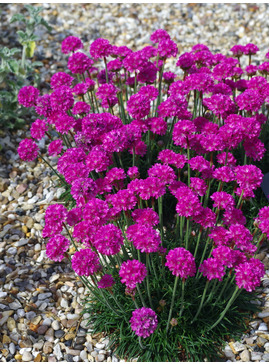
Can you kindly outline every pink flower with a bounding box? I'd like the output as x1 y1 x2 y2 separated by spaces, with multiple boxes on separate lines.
72 249 100 276
66 207 82 226
50 86 74 112
210 192 235 210
258 206 269 237
126 94 150 119
132 208 159 226
90 38 112 59
172 120 196 149
18 86 39 107
130 308 158 338
18 139 39 161
175 186 203 218
72 101 91 115
127 166 140 180
96 83 119 109
43 204 67 238
68 52 94 74
30 119 48 140
83 198 110 226
199 258 225 281
50 72 74 89
147 117 167 135
126 223 161 253
119 260 147 289
235 259 264 292
190 177 207 196
158 150 187 169
165 247 196 278
48 139 63 156
46 234 70 262
98 274 115 289
157 38 178 59
148 163 176 185
209 226 231 246
93 224 124 256
223 207 246 226
150 29 170 43
61 36 83 54
70 178 97 207
212 246 236 268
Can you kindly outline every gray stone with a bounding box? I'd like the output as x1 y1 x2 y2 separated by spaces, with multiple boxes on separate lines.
251 352 262 361
9 342 16 355
223 345 235 360
80 350 88 361
258 311 269 318
55 330 65 338
51 320 61 331
240 349 250 362
42 318 52 326
264 353 269 361
97 354 105 362
38 292 52 300
53 343 63 361
258 322 268 332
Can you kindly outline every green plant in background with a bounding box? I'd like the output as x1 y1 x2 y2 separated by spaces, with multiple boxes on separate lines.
0 5 52 129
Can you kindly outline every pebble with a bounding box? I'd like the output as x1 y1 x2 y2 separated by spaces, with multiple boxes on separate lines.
37 325 49 335
9 342 16 355
80 350 88 361
22 351 33 362
53 343 63 360
240 349 250 362
55 329 65 338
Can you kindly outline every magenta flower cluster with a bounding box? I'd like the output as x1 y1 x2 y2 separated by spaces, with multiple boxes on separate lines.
18 29 267 340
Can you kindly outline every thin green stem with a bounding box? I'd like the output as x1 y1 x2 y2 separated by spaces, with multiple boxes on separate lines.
146 254 153 308
209 286 240 331
191 280 209 323
166 275 179 333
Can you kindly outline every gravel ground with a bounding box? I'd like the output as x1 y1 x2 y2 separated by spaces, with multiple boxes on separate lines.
1 3 269 362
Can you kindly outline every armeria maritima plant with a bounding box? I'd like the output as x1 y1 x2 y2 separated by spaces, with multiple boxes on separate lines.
18 29 269 361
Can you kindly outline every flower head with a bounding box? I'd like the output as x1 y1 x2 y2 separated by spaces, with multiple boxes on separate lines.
130 308 158 338
119 260 147 289
46 235 70 262
165 247 196 278
18 86 39 107
18 139 39 161
72 249 100 276
61 36 83 54
98 274 115 289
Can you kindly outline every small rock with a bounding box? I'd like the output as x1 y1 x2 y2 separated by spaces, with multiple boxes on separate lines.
66 354 74 362
60 298 69 309
80 350 88 361
17 309 26 318
55 330 65 338
263 353 269 361
32 271 42 281
7 317 16 331
258 322 268 332
43 318 52 326
48 355 57 362
22 351 33 362
53 343 63 361
95 342 105 350
233 341 246 352
37 325 49 335
3 335 11 344
258 311 269 318
44 328 54 342
251 352 262 361
224 344 235 360
51 320 61 331
38 292 52 301
9 342 16 355
43 341 53 354
9 301 22 310
33 341 44 350
240 349 250 362
31 315 42 325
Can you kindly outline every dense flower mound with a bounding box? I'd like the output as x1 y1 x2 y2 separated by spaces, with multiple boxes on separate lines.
18 30 268 353
130 308 158 338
